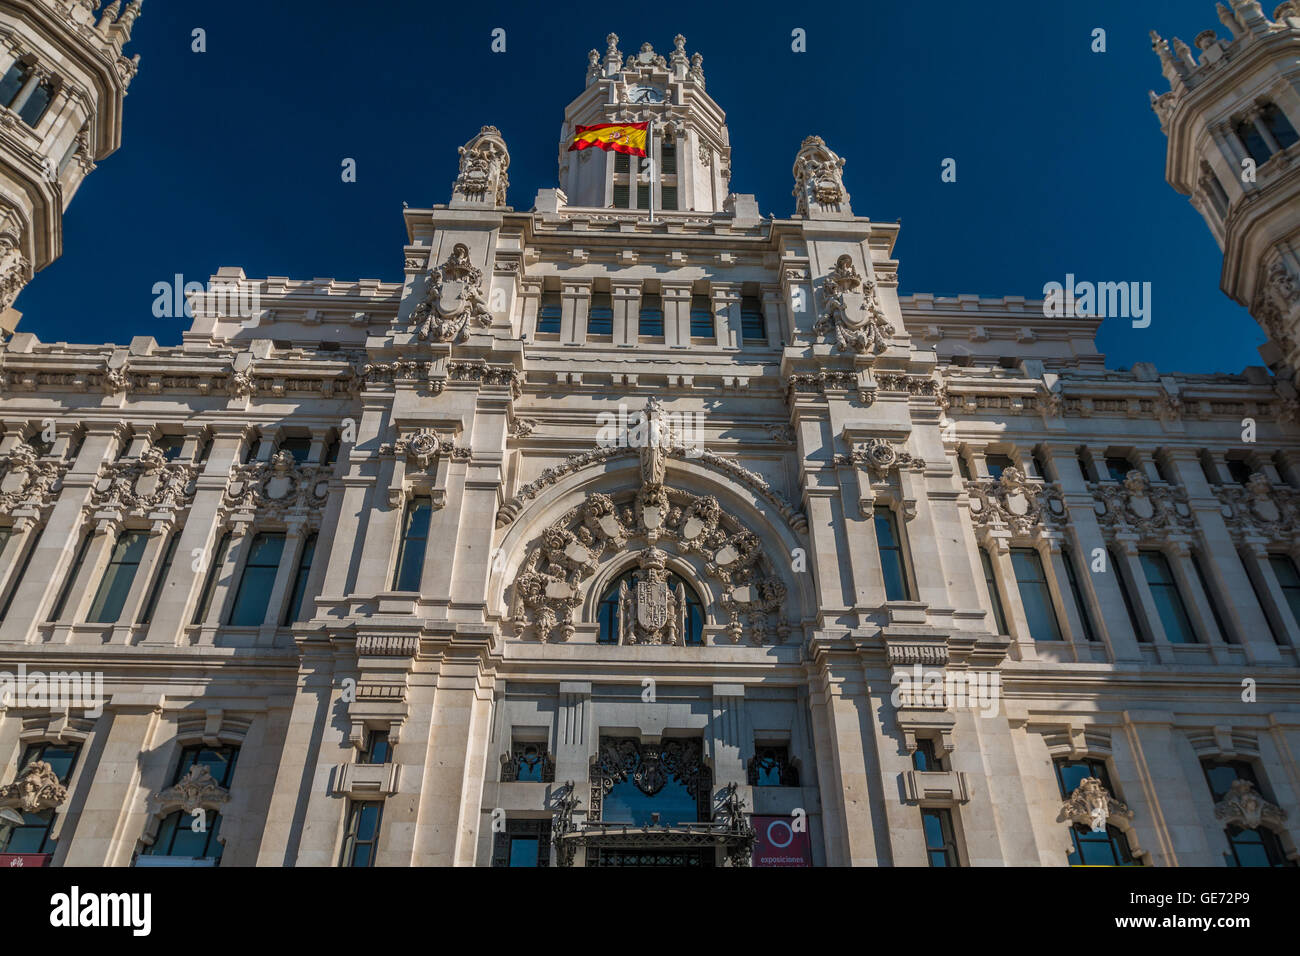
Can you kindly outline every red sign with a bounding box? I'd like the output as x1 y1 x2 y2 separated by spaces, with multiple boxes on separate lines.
752 815 813 867
0 853 51 868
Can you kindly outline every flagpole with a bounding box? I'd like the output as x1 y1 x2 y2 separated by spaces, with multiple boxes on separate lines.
647 118 655 224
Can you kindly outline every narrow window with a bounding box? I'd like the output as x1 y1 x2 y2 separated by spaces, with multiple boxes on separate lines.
1241 549 1283 645
638 293 664 337
227 533 285 626
392 497 432 592
1235 117 1271 163
360 730 391 765
340 802 384 867
985 454 1014 479
1226 459 1253 485
1262 104 1299 151
48 530 93 622
278 436 312 463
1268 554 1300 631
1109 547 1147 642
614 151 629 174
921 808 959 867
282 533 317 625
874 506 913 602
740 296 766 342
0 742 79 856
688 294 714 338
1010 548 1062 641
611 183 630 209
17 79 53 127
636 182 650 210
1139 550 1196 643
587 291 613 335
502 742 552 782
138 532 179 626
1061 548 1097 642
0 60 30 108
192 532 231 625
1104 457 1133 482
1190 551 1232 643
749 746 798 786
491 820 551 867
911 739 943 772
980 548 1008 635
660 184 678 210
660 140 677 174
536 292 562 334
323 437 340 466
155 435 187 461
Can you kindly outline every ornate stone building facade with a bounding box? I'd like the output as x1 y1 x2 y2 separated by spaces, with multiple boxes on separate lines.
0 25 1297 868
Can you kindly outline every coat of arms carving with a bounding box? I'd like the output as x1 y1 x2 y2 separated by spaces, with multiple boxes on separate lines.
814 254 894 355
410 243 494 343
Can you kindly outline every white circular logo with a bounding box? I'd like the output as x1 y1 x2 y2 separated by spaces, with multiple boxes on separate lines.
766 819 795 849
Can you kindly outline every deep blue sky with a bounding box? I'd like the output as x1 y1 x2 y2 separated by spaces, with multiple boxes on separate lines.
15 1 1264 374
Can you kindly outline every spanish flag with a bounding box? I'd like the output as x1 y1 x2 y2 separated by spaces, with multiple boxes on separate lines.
568 122 648 157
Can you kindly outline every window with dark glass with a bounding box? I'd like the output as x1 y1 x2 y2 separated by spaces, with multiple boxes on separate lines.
501 742 553 782
638 292 664 337
1109 547 1147 642
1263 104 1299 151
1055 758 1136 866
191 531 231 625
340 801 383 867
660 185 678 210
980 548 1008 635
138 532 179 626
278 436 312 463
1061 548 1097 642
874 506 912 602
155 434 187 461
614 151 629 174
536 292 562 334
587 291 613 335
1202 761 1294 867
636 183 650 210
921 808 959 867
1236 117 1271 163
1242 549 1284 645
985 454 1014 479
0 525 40 623
1139 550 1196 643
660 140 676 174
392 497 431 592
227 533 284 626
1105 457 1133 482
0 742 79 855
1191 551 1231 643
1226 458 1253 485
611 183 630 209
0 60 30 108
1010 548 1062 641
491 819 551 867
17 79 53 127
740 296 766 342
749 746 799 786
1267 554 1300 629
49 530 92 622
597 567 704 645
87 530 148 624
282 533 317 625
689 294 714 338
911 738 944 772
142 745 238 863
360 730 391 765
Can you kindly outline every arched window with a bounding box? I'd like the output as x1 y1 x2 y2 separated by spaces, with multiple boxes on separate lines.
596 567 704 645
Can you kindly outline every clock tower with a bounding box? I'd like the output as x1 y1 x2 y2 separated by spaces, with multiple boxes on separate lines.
555 34 735 215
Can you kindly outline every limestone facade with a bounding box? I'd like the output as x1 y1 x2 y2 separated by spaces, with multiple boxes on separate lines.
0 28 1297 868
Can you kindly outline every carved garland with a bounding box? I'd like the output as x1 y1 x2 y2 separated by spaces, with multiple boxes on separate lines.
965 468 1067 537
88 447 199 516
222 450 331 521
0 443 68 517
1212 472 1300 543
1214 779 1288 831
1092 470 1196 538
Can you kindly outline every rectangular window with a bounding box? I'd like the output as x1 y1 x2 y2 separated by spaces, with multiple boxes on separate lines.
1010 548 1062 641
1055 757 1135 866
1105 457 1133 482
491 820 551 867
1110 547 1147 642
392 496 432 592
138 532 179 626
689 294 714 338
1226 459 1253 485
48 530 92 622
921 808 959 867
660 185 678 210
227 533 285 626
979 548 1008 635
638 293 664 337
660 140 677 174
192 531 231 625
0 743 79 855
340 801 384 867
614 151 629 174
1267 554 1300 630
278 437 312 463
1191 551 1232 643
155 435 187 461
87 530 149 624
17 80 53 127
587 291 613 335
636 183 650 210
1139 550 1197 643
1241 549 1283 644
985 454 1014 479
611 183 629 209
0 61 30 108
282 533 317 625
1061 548 1097 642
740 296 766 342
873 506 912 602
911 738 943 772
536 292 562 334
360 730 392 765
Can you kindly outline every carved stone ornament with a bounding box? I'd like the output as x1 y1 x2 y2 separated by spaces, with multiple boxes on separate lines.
0 761 68 814
1057 777 1134 833
90 447 199 516
813 255 894 355
409 243 494 343
0 233 32 314
152 764 231 816
1253 258 1300 353
834 439 924 478
792 135 849 216
1214 779 1288 831
965 467 1067 536
383 431 443 469
511 404 790 644
1213 471 1300 542
223 450 331 520
0 442 68 517
589 738 709 825
453 125 510 207
1092 470 1195 537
